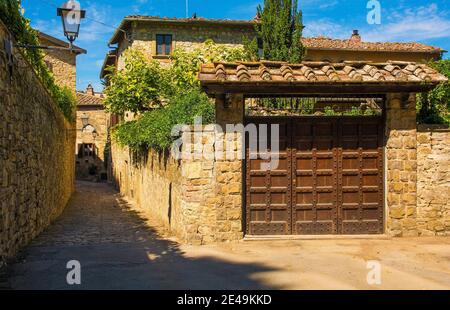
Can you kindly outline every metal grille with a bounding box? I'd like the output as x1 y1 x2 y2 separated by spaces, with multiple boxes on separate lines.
245 96 384 117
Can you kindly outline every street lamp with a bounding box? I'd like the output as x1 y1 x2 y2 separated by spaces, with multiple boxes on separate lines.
57 0 86 47
6 0 85 55
80 113 89 127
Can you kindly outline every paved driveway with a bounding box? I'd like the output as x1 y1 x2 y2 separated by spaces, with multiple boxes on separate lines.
4 182 450 290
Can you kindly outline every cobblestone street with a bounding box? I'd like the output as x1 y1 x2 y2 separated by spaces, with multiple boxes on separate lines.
4 181 275 289
4 181 450 290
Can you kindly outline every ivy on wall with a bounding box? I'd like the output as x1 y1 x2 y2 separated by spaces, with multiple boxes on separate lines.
0 0 76 121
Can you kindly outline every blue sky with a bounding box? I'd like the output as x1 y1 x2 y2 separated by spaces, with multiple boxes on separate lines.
22 0 450 92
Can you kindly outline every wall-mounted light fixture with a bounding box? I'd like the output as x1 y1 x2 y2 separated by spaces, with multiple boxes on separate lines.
57 0 86 48
5 0 86 66
80 113 89 127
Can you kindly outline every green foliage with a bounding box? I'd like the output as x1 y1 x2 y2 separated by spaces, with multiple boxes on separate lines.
169 39 249 91
255 97 315 114
104 49 173 114
0 0 76 121
323 106 337 116
323 106 379 116
106 40 251 150
112 90 214 151
249 0 306 62
417 59 450 125
105 41 248 115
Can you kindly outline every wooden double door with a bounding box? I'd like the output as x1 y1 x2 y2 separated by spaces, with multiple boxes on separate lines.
245 117 384 235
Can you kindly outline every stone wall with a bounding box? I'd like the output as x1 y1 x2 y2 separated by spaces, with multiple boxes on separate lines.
110 120 244 244
385 93 418 237
111 143 186 239
39 36 77 92
114 22 253 70
0 22 75 263
416 125 450 236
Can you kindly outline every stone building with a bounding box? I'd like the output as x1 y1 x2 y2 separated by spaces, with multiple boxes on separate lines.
38 32 86 91
75 85 109 181
104 16 449 243
100 16 444 78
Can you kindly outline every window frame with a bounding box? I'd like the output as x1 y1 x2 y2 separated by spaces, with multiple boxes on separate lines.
156 34 173 56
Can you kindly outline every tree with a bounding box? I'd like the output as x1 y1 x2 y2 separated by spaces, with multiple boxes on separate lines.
104 49 173 114
417 59 450 125
250 0 306 63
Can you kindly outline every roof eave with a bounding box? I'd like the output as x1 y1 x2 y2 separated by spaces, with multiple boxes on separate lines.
100 52 117 79
108 16 256 45
38 31 87 54
200 81 442 97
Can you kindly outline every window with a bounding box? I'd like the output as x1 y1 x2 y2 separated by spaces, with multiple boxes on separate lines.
156 34 172 55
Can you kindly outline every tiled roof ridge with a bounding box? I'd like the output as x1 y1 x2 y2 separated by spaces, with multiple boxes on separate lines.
199 60 448 84
301 37 443 52
123 15 257 24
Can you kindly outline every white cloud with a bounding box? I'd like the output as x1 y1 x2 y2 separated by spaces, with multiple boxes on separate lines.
32 19 61 38
303 18 349 38
363 3 450 42
76 3 117 44
319 0 338 10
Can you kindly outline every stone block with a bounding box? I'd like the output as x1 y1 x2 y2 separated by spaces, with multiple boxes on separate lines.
390 207 405 219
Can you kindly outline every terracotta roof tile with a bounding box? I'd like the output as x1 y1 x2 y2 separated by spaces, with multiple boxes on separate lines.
76 92 104 106
123 15 257 25
199 60 447 83
301 36 443 53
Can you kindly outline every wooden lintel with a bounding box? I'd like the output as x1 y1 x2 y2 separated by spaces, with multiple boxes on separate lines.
202 83 437 97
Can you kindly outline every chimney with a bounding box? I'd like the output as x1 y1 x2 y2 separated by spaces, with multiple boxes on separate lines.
350 30 361 43
86 84 94 96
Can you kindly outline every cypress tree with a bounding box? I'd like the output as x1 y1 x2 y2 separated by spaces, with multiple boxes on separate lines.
255 0 306 63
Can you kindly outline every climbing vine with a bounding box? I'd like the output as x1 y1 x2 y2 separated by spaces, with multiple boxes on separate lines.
0 0 76 121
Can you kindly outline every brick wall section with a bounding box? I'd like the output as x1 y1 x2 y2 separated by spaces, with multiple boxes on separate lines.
385 93 418 236
416 125 450 236
0 23 75 263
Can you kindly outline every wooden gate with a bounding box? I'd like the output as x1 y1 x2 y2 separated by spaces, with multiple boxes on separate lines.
245 117 384 235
